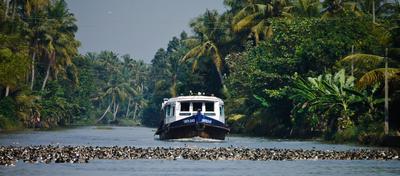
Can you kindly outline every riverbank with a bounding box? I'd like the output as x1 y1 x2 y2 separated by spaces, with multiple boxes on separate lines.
1 145 399 166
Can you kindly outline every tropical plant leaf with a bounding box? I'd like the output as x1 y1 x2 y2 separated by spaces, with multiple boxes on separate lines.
357 68 400 89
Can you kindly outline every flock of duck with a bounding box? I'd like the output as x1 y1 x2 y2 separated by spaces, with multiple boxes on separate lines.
1 145 399 166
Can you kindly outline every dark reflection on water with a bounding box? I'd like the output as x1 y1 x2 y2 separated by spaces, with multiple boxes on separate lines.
0 126 399 176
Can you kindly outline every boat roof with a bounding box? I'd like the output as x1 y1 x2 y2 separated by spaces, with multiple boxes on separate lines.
162 95 224 108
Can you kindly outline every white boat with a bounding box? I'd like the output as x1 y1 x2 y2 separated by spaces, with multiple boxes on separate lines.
155 93 230 140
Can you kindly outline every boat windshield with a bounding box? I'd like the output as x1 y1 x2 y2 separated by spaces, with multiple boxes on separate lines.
179 101 216 115
193 102 202 112
180 102 190 111
205 102 214 111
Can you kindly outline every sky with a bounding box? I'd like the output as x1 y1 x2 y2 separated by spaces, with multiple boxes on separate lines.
66 0 226 63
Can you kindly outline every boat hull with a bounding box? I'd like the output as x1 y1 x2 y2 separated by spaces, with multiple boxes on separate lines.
155 114 230 140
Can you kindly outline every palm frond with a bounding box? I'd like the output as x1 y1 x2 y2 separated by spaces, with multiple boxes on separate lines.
181 44 204 62
233 13 258 32
192 59 199 72
233 5 256 23
251 20 268 43
357 68 400 89
340 54 384 66
208 42 223 73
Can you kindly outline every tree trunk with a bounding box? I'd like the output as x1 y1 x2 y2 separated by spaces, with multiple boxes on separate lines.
11 0 16 21
218 71 224 86
351 45 354 77
4 0 9 18
113 103 119 121
30 51 36 90
132 103 138 120
41 62 51 91
125 98 131 118
384 48 389 135
42 51 55 91
5 85 10 97
372 0 376 24
97 103 111 123
170 75 177 97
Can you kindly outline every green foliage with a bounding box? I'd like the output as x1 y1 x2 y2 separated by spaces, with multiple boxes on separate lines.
1 0 399 146
0 35 30 93
291 69 387 140
0 97 22 130
291 70 361 134
224 16 385 137
0 0 150 129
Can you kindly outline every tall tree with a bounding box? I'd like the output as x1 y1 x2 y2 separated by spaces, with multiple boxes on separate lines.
40 0 79 90
232 0 292 43
181 10 227 86
292 0 321 17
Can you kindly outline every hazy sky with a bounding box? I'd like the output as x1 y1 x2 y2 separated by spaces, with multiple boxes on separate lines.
66 0 225 62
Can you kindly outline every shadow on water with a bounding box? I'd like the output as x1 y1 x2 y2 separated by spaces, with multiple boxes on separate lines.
156 136 226 143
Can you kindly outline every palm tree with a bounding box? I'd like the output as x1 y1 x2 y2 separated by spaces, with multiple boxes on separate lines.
121 55 147 119
40 0 79 91
96 81 134 123
338 52 400 134
181 10 227 85
7 0 49 18
6 0 51 90
357 68 400 89
232 0 292 43
292 0 321 17
0 43 30 97
339 53 385 77
355 0 399 23
321 0 363 19
338 53 399 88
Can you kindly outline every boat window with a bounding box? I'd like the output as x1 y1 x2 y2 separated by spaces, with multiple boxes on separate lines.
220 105 224 116
205 102 214 111
193 102 202 112
172 106 175 116
166 105 171 116
180 102 190 111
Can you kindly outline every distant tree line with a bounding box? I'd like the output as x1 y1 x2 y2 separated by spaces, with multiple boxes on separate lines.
0 0 149 129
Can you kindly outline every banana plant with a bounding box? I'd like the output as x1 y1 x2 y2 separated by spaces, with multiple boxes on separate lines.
291 69 365 132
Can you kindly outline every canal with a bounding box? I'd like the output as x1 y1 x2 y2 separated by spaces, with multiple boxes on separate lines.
1 126 399 176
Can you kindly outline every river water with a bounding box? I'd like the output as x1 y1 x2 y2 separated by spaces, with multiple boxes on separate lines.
0 126 399 176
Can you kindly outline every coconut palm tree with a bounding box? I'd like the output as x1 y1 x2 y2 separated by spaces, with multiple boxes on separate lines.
338 53 399 88
292 0 321 17
6 0 51 90
96 81 134 123
355 0 400 23
121 55 148 119
357 68 400 87
338 52 400 134
181 10 227 85
232 0 292 43
7 0 49 18
40 0 79 90
321 0 364 19
339 53 385 77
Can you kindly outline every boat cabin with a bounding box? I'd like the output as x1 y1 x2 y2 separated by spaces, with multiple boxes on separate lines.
162 95 225 124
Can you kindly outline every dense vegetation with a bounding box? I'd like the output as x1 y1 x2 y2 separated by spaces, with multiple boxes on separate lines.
1 0 399 145
143 0 400 144
0 0 148 129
